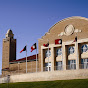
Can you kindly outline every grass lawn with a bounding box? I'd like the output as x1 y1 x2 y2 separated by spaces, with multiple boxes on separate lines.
0 79 88 88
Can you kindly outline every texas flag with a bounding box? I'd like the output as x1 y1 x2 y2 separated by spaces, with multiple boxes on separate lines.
20 46 26 53
55 39 62 45
31 43 37 52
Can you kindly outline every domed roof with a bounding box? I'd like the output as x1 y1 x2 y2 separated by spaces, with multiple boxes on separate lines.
7 29 13 34
6 29 14 38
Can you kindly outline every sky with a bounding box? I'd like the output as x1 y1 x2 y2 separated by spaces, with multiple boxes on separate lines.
0 0 88 75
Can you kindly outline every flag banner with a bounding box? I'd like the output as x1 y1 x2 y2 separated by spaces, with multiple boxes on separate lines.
43 42 49 47
31 43 37 52
20 46 26 53
55 39 62 44
73 36 77 42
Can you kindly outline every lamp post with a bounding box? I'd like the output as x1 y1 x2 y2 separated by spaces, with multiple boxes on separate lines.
7 75 10 88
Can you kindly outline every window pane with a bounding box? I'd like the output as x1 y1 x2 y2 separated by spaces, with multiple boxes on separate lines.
81 59 83 64
45 63 48 66
68 60 70 65
74 60 76 63
45 50 51 57
68 60 76 69
56 61 62 66
81 44 87 53
68 46 74 54
56 48 62 56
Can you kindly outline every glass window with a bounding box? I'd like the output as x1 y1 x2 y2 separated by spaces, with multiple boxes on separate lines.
68 60 76 65
45 63 51 67
45 63 48 66
45 63 51 71
68 60 76 70
56 61 62 66
81 44 87 53
81 58 88 69
56 48 62 56
56 61 62 70
45 50 51 57
68 46 74 54
81 58 88 63
81 59 83 64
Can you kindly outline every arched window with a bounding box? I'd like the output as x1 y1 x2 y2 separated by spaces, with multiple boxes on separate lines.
68 46 74 54
56 48 62 56
45 50 51 57
81 44 87 53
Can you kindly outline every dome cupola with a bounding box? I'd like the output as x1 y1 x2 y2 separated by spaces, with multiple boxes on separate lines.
6 29 14 39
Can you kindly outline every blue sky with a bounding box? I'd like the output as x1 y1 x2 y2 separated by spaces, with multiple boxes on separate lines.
0 0 88 74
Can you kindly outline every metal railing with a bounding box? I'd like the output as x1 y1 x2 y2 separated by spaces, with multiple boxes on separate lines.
66 64 76 70
79 64 88 69
54 66 63 71
43 67 51 71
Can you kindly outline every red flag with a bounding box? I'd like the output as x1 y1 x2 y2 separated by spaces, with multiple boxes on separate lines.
20 46 26 53
31 43 37 52
55 39 62 45
43 42 49 47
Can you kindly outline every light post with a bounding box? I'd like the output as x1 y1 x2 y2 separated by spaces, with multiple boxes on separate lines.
7 75 10 88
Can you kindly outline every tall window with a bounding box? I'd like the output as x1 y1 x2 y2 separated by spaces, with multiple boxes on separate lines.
56 61 62 70
45 50 51 57
81 58 88 69
56 48 62 56
68 60 76 70
81 44 88 53
68 46 74 54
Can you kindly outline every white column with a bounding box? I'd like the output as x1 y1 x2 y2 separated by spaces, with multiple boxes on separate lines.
75 42 79 70
48 46 49 72
51 47 54 71
41 49 43 72
62 44 66 70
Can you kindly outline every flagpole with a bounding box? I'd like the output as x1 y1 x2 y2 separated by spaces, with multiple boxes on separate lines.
47 39 49 72
26 45 27 73
61 39 63 70
36 42 37 72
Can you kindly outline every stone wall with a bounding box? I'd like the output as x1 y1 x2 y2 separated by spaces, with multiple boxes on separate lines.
1 69 88 83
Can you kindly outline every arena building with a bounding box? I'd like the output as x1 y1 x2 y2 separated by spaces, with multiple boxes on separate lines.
2 16 88 81
38 16 88 73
